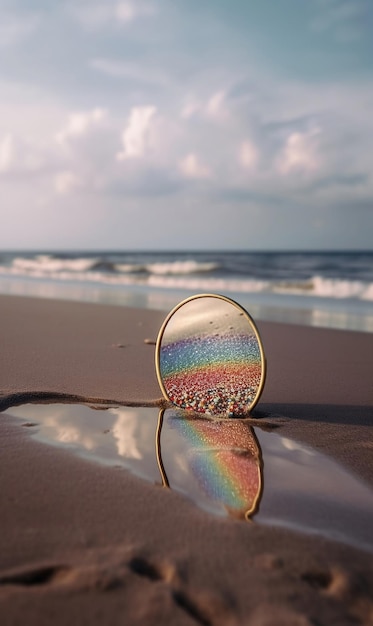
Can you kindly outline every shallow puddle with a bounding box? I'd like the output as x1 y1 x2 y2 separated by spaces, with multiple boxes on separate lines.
4 403 373 553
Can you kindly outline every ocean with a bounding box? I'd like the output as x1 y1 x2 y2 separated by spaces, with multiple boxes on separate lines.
0 250 372 332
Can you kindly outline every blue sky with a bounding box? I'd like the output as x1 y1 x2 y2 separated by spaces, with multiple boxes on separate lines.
1 0 372 250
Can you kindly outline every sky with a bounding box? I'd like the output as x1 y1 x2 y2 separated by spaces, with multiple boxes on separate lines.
1 0 372 250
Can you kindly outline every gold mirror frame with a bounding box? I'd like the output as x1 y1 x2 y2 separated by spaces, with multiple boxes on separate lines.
155 293 267 416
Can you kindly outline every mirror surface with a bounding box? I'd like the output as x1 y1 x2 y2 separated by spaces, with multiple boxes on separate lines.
156 294 266 416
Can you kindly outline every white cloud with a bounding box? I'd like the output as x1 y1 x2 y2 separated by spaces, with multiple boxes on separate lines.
41 412 96 450
56 108 107 145
206 90 228 121
70 0 156 29
239 140 258 170
53 108 117 194
116 1 155 22
0 1 372 250
0 134 15 172
277 129 320 175
180 100 200 120
179 153 211 179
181 91 228 122
0 70 371 214
115 2 136 22
54 171 81 194
111 409 142 459
0 132 45 175
117 106 156 160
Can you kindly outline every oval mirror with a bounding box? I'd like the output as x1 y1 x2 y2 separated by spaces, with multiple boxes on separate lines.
155 294 266 417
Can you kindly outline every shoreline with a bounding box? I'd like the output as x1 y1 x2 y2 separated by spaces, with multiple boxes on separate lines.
1 294 372 624
1 275 373 333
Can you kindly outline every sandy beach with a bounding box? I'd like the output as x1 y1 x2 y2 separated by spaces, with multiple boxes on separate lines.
0 294 372 625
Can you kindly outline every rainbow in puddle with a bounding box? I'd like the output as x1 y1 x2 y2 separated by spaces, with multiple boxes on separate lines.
157 295 265 416
165 410 263 519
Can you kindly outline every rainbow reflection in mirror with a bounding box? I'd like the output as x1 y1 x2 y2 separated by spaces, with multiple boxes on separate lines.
156 294 266 417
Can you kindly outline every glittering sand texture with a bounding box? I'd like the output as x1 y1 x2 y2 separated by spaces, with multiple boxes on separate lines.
162 357 262 415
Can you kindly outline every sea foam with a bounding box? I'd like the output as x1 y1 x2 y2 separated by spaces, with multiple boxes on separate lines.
1 253 372 302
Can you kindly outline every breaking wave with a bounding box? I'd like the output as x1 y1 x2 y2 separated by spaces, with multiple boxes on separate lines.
9 255 219 277
1 254 372 301
116 260 220 275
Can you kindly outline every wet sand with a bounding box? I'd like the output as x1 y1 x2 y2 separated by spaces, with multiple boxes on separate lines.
0 294 372 625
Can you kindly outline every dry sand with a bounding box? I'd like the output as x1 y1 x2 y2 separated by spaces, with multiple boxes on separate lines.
0 294 372 625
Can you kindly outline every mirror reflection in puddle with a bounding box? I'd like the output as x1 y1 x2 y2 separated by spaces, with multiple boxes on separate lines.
5 403 373 552
158 409 263 520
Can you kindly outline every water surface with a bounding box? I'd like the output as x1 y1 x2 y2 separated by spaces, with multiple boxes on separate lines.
5 403 373 553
